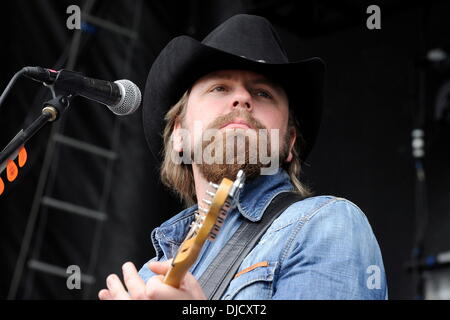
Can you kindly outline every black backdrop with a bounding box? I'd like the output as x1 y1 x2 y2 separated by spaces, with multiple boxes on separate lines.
0 0 449 299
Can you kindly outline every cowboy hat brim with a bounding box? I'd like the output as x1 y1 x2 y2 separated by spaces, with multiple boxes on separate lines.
143 35 325 164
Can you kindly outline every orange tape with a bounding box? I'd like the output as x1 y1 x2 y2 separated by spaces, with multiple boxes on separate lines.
234 261 269 279
18 146 27 167
0 177 4 195
7 160 18 182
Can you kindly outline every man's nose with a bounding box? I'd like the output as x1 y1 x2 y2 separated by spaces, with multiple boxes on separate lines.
231 88 252 112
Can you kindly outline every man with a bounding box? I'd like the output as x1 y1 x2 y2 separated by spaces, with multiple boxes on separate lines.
98 14 387 300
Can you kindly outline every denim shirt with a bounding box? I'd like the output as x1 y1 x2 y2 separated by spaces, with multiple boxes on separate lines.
138 169 388 300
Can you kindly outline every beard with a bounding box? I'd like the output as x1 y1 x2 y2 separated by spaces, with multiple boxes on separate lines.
193 109 290 184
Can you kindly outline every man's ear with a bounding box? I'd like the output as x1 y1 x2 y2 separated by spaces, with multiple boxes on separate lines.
172 118 183 153
285 127 296 163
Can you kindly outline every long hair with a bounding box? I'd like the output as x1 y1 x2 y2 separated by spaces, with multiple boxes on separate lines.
160 90 312 207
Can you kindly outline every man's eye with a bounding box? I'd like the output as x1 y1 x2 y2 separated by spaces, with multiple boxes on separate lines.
256 90 272 99
211 86 226 92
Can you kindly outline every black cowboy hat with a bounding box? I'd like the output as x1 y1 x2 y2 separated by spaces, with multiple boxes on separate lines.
143 14 325 164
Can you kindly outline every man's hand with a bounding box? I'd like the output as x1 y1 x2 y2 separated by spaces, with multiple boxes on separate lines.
98 260 207 300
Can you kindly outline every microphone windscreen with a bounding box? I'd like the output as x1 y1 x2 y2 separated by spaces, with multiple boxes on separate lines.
110 80 142 115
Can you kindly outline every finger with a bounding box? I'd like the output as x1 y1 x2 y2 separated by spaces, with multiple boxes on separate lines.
180 273 207 300
148 259 172 275
122 262 147 300
98 289 112 300
145 273 207 300
106 274 130 300
145 274 186 300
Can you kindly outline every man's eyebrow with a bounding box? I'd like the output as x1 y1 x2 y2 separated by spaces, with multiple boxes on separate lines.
250 77 277 87
202 73 284 95
249 77 284 95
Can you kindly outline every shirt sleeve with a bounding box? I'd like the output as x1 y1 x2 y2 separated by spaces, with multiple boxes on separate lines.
272 198 388 300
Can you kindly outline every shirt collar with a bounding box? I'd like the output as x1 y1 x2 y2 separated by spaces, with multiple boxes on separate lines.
151 168 294 258
235 168 294 222
163 168 294 223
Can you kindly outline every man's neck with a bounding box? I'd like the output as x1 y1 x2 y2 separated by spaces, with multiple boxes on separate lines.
192 165 211 211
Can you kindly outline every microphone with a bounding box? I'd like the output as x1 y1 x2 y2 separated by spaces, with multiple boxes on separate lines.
22 66 141 115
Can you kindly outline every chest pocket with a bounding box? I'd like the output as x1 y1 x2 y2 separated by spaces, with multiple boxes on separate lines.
221 261 277 300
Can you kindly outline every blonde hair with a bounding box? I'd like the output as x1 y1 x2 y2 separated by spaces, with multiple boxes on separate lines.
160 90 312 207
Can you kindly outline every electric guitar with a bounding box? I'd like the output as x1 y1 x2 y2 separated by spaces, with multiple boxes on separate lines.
163 170 246 288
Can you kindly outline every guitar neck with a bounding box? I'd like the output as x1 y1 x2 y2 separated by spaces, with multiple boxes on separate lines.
163 236 200 288
162 172 245 289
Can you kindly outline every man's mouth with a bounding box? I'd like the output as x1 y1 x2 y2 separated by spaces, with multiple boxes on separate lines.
219 119 253 130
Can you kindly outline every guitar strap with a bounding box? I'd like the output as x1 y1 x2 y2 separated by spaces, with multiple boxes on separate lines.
198 191 305 300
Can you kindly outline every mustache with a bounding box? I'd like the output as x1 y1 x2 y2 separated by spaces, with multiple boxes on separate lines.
206 109 266 131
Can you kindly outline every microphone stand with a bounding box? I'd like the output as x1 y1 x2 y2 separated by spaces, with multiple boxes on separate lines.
0 94 72 172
